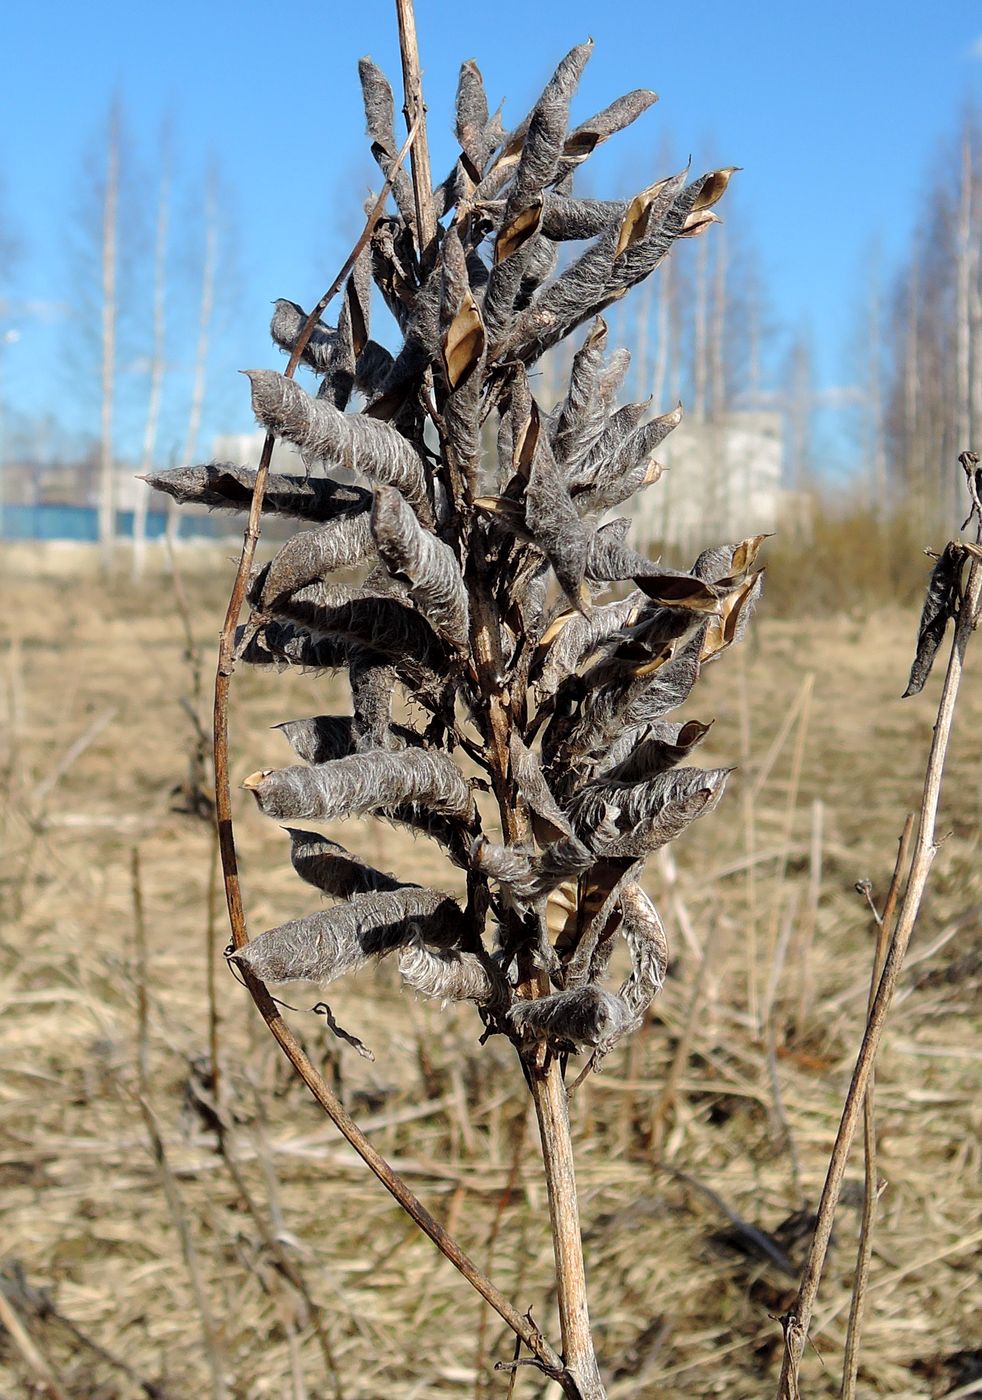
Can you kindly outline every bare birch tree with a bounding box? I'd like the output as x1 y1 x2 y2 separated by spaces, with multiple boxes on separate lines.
133 124 171 579
98 101 121 574
167 162 219 550
886 110 982 527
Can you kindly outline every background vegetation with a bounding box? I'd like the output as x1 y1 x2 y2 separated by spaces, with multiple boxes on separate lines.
1 554 978 1397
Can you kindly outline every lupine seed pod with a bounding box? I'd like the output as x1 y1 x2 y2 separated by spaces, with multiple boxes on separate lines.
358 57 418 232
531 592 644 701
235 620 356 674
286 828 407 898
545 647 703 768
271 298 394 398
588 883 668 1070
244 748 473 825
349 652 400 751
552 318 610 470
525 831 596 900
371 485 470 652
692 532 770 586
540 195 628 241
523 410 592 608
270 298 338 373
554 89 659 182
508 41 593 214
570 765 730 858
246 370 432 522
559 856 640 989
483 42 592 346
398 937 499 1006
585 519 668 582
571 404 682 515
700 571 765 665
274 716 355 765
455 59 491 180
569 398 650 492
509 984 633 1053
229 886 462 985
257 515 376 606
509 734 574 842
904 543 965 697
616 882 669 1017
268 581 448 682
471 838 537 904
145 464 374 525
600 719 714 783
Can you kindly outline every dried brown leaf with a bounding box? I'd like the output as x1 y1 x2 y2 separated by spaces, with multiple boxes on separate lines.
691 166 740 211
495 200 544 264
442 288 486 389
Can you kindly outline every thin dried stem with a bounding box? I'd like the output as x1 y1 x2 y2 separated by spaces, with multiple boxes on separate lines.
0 1290 70 1400
205 825 221 1103
764 891 804 1205
839 811 915 1400
529 1056 606 1400
474 1110 530 1400
131 847 228 1400
394 0 438 268
776 498 982 1398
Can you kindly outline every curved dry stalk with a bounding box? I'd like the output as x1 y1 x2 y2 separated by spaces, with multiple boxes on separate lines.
775 498 982 1399
0 1291 71 1400
839 811 915 1400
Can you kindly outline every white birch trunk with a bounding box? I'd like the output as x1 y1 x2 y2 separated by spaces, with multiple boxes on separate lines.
167 166 217 550
98 106 120 574
133 136 170 580
652 259 671 413
692 234 709 421
709 225 727 420
955 127 973 522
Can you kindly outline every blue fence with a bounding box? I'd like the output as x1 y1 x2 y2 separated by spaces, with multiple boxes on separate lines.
0 504 227 542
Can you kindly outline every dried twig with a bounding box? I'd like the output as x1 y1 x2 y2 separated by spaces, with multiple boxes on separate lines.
474 1109 530 1400
838 811 915 1400
776 473 982 1398
131 847 228 1400
395 0 438 268
0 1289 70 1400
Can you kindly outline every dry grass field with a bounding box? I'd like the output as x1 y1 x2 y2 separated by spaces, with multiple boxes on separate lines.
1 547 980 1399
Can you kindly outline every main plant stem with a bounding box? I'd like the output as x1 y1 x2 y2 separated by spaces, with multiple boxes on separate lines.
530 1056 606 1400
393 2 599 1386
468 548 605 1396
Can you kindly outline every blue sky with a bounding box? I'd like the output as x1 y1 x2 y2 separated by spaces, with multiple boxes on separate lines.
2 1 981 470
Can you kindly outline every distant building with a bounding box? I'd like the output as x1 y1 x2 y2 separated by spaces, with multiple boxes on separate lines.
210 431 308 476
624 411 784 555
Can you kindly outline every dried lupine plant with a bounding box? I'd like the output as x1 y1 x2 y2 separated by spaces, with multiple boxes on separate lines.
148 10 755 1396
